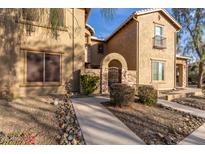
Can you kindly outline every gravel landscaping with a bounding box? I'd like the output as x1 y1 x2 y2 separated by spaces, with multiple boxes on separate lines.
102 102 205 145
54 95 85 145
173 96 205 110
0 95 85 145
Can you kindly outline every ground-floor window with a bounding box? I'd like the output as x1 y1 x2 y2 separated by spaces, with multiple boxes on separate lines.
152 60 165 81
26 51 61 84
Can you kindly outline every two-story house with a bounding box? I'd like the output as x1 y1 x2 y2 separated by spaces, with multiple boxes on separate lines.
86 8 190 93
0 8 90 97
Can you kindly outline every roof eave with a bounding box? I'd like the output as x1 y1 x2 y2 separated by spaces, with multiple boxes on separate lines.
176 55 192 60
135 8 181 31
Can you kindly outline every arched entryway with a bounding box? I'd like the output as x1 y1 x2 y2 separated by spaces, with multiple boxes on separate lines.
100 53 128 94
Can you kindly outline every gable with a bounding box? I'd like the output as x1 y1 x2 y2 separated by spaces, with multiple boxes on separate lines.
106 9 181 41
134 9 181 31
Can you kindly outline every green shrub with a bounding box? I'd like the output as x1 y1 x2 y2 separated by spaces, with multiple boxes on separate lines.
110 83 135 107
80 74 100 95
138 85 158 105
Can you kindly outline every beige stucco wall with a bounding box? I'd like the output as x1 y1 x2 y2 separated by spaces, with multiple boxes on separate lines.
0 8 86 97
89 39 107 67
107 20 137 70
137 12 177 90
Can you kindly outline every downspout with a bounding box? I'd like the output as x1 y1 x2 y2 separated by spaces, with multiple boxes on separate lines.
174 32 177 89
72 8 75 92
133 16 140 90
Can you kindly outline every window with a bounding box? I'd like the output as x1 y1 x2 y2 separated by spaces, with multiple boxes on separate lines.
153 25 166 48
155 26 163 36
98 43 104 53
45 54 60 82
152 61 165 81
27 52 44 82
26 51 61 83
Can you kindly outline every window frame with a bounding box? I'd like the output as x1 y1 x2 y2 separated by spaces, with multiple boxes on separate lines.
24 50 62 86
154 25 163 37
151 60 166 82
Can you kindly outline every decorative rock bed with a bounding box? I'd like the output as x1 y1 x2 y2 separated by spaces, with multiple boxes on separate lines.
102 102 205 145
54 95 85 145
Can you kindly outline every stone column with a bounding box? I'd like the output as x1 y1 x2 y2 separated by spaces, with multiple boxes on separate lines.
101 68 108 94
121 68 127 84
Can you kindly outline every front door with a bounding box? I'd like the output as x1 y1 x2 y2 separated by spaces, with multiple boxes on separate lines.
108 67 122 88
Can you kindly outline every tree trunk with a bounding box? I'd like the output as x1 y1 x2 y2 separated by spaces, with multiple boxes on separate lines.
197 62 204 88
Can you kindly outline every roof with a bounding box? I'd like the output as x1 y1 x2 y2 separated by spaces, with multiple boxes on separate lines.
91 36 105 42
176 55 191 60
106 8 182 41
86 24 95 36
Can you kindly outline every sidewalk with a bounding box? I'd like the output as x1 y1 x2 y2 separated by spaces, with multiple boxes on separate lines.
71 96 144 145
179 124 205 145
158 99 205 119
158 99 205 144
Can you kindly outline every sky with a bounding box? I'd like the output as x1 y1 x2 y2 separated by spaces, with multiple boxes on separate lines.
87 8 172 39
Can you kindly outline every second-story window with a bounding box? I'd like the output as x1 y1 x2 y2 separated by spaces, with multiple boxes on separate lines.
153 25 166 49
98 43 104 53
155 26 163 36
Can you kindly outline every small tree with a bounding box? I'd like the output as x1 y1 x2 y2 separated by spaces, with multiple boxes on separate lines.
172 9 205 88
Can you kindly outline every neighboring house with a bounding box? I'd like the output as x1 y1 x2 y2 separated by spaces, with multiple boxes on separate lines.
86 8 190 93
0 8 90 97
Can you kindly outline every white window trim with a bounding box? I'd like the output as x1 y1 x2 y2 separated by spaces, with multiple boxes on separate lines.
151 60 166 83
154 25 164 37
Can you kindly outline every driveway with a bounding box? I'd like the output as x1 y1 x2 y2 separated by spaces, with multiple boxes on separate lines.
0 97 58 144
71 96 144 145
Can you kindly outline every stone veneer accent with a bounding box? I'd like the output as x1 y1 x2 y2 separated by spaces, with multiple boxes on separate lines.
85 68 137 94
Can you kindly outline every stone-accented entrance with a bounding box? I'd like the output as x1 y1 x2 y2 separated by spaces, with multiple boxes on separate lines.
100 53 128 94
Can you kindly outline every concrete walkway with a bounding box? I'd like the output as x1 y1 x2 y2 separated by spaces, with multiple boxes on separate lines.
179 124 205 145
158 99 205 119
71 96 144 145
158 99 205 144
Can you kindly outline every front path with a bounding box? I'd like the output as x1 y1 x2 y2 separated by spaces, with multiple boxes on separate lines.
71 96 144 145
158 99 205 144
158 99 205 119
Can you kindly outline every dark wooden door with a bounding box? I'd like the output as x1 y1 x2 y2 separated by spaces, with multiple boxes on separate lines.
108 67 122 88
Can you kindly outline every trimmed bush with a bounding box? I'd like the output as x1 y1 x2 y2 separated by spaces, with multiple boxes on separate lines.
80 74 100 95
138 85 158 105
110 83 135 107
